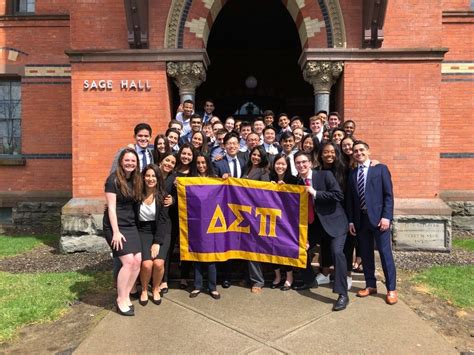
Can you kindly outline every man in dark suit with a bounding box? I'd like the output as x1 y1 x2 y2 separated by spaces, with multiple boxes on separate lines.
346 140 397 305
293 151 349 311
213 131 247 289
213 132 246 178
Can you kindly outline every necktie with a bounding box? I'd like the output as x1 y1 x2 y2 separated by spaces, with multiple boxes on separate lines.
305 178 315 224
358 165 366 210
231 158 237 178
141 149 148 171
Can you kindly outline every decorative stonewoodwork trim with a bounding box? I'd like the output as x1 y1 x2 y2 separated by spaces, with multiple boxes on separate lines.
0 14 69 21
302 60 343 94
165 0 341 49
298 48 448 66
324 0 346 48
362 0 388 48
442 11 474 18
25 65 71 77
165 0 186 48
440 153 474 158
124 0 149 48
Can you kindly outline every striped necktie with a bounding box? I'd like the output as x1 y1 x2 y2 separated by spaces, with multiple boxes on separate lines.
141 149 148 171
357 165 366 210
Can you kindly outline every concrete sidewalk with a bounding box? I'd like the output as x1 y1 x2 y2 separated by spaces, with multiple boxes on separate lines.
75 277 456 354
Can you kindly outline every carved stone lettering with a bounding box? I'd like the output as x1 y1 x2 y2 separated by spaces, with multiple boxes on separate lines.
393 219 450 251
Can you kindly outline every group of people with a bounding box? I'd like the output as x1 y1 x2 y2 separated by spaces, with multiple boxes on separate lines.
103 98 397 316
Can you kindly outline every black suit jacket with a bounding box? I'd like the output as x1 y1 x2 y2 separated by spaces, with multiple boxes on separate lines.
300 170 348 238
213 156 247 178
346 164 394 230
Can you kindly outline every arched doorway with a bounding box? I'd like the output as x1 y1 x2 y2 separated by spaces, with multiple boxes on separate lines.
195 0 314 120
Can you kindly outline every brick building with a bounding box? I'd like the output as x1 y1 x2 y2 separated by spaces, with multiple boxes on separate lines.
0 0 472 250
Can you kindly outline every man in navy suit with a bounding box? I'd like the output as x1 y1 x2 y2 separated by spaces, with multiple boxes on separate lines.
213 131 247 289
293 151 349 311
346 140 397 305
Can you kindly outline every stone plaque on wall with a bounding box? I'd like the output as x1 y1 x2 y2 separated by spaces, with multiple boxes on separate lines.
392 216 451 251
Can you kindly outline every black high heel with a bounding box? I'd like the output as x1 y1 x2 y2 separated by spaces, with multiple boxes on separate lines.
270 280 283 289
116 302 134 316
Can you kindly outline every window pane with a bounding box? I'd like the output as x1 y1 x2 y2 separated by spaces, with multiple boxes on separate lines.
0 80 21 154
11 83 21 99
17 0 35 13
0 83 10 100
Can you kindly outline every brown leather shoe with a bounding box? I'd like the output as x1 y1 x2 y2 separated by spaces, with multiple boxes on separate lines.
357 287 377 297
386 290 398 305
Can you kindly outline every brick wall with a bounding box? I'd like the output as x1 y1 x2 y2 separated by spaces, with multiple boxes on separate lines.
71 62 171 198
442 0 471 9
343 62 442 198
70 2 127 50
383 0 443 48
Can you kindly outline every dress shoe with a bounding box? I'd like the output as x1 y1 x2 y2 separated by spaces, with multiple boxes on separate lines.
270 280 282 289
160 287 168 295
210 291 221 300
116 302 134 316
179 280 188 289
129 291 139 299
315 273 331 285
357 287 377 298
151 294 162 305
139 296 148 306
222 280 231 288
386 290 398 305
189 290 201 298
333 294 349 311
280 284 292 291
292 282 316 291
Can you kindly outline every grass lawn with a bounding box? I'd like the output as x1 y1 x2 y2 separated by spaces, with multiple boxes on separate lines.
0 234 112 343
0 235 57 259
452 238 474 252
413 265 474 309
0 271 111 343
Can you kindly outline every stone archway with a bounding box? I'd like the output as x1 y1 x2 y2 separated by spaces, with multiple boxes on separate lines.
164 0 346 49
165 0 346 113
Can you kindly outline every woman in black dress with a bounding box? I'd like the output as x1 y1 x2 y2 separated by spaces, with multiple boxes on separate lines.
138 164 171 306
157 152 177 294
103 148 143 316
268 154 298 291
173 143 197 289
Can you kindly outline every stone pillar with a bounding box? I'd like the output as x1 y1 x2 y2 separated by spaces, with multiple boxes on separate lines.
166 61 206 103
302 61 344 114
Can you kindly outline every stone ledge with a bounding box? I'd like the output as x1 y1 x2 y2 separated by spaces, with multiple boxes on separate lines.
439 190 474 202
298 48 448 66
394 198 452 216
61 197 106 216
0 191 71 207
66 48 210 67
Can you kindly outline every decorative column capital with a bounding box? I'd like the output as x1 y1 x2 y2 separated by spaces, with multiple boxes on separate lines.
302 61 344 94
166 61 206 101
